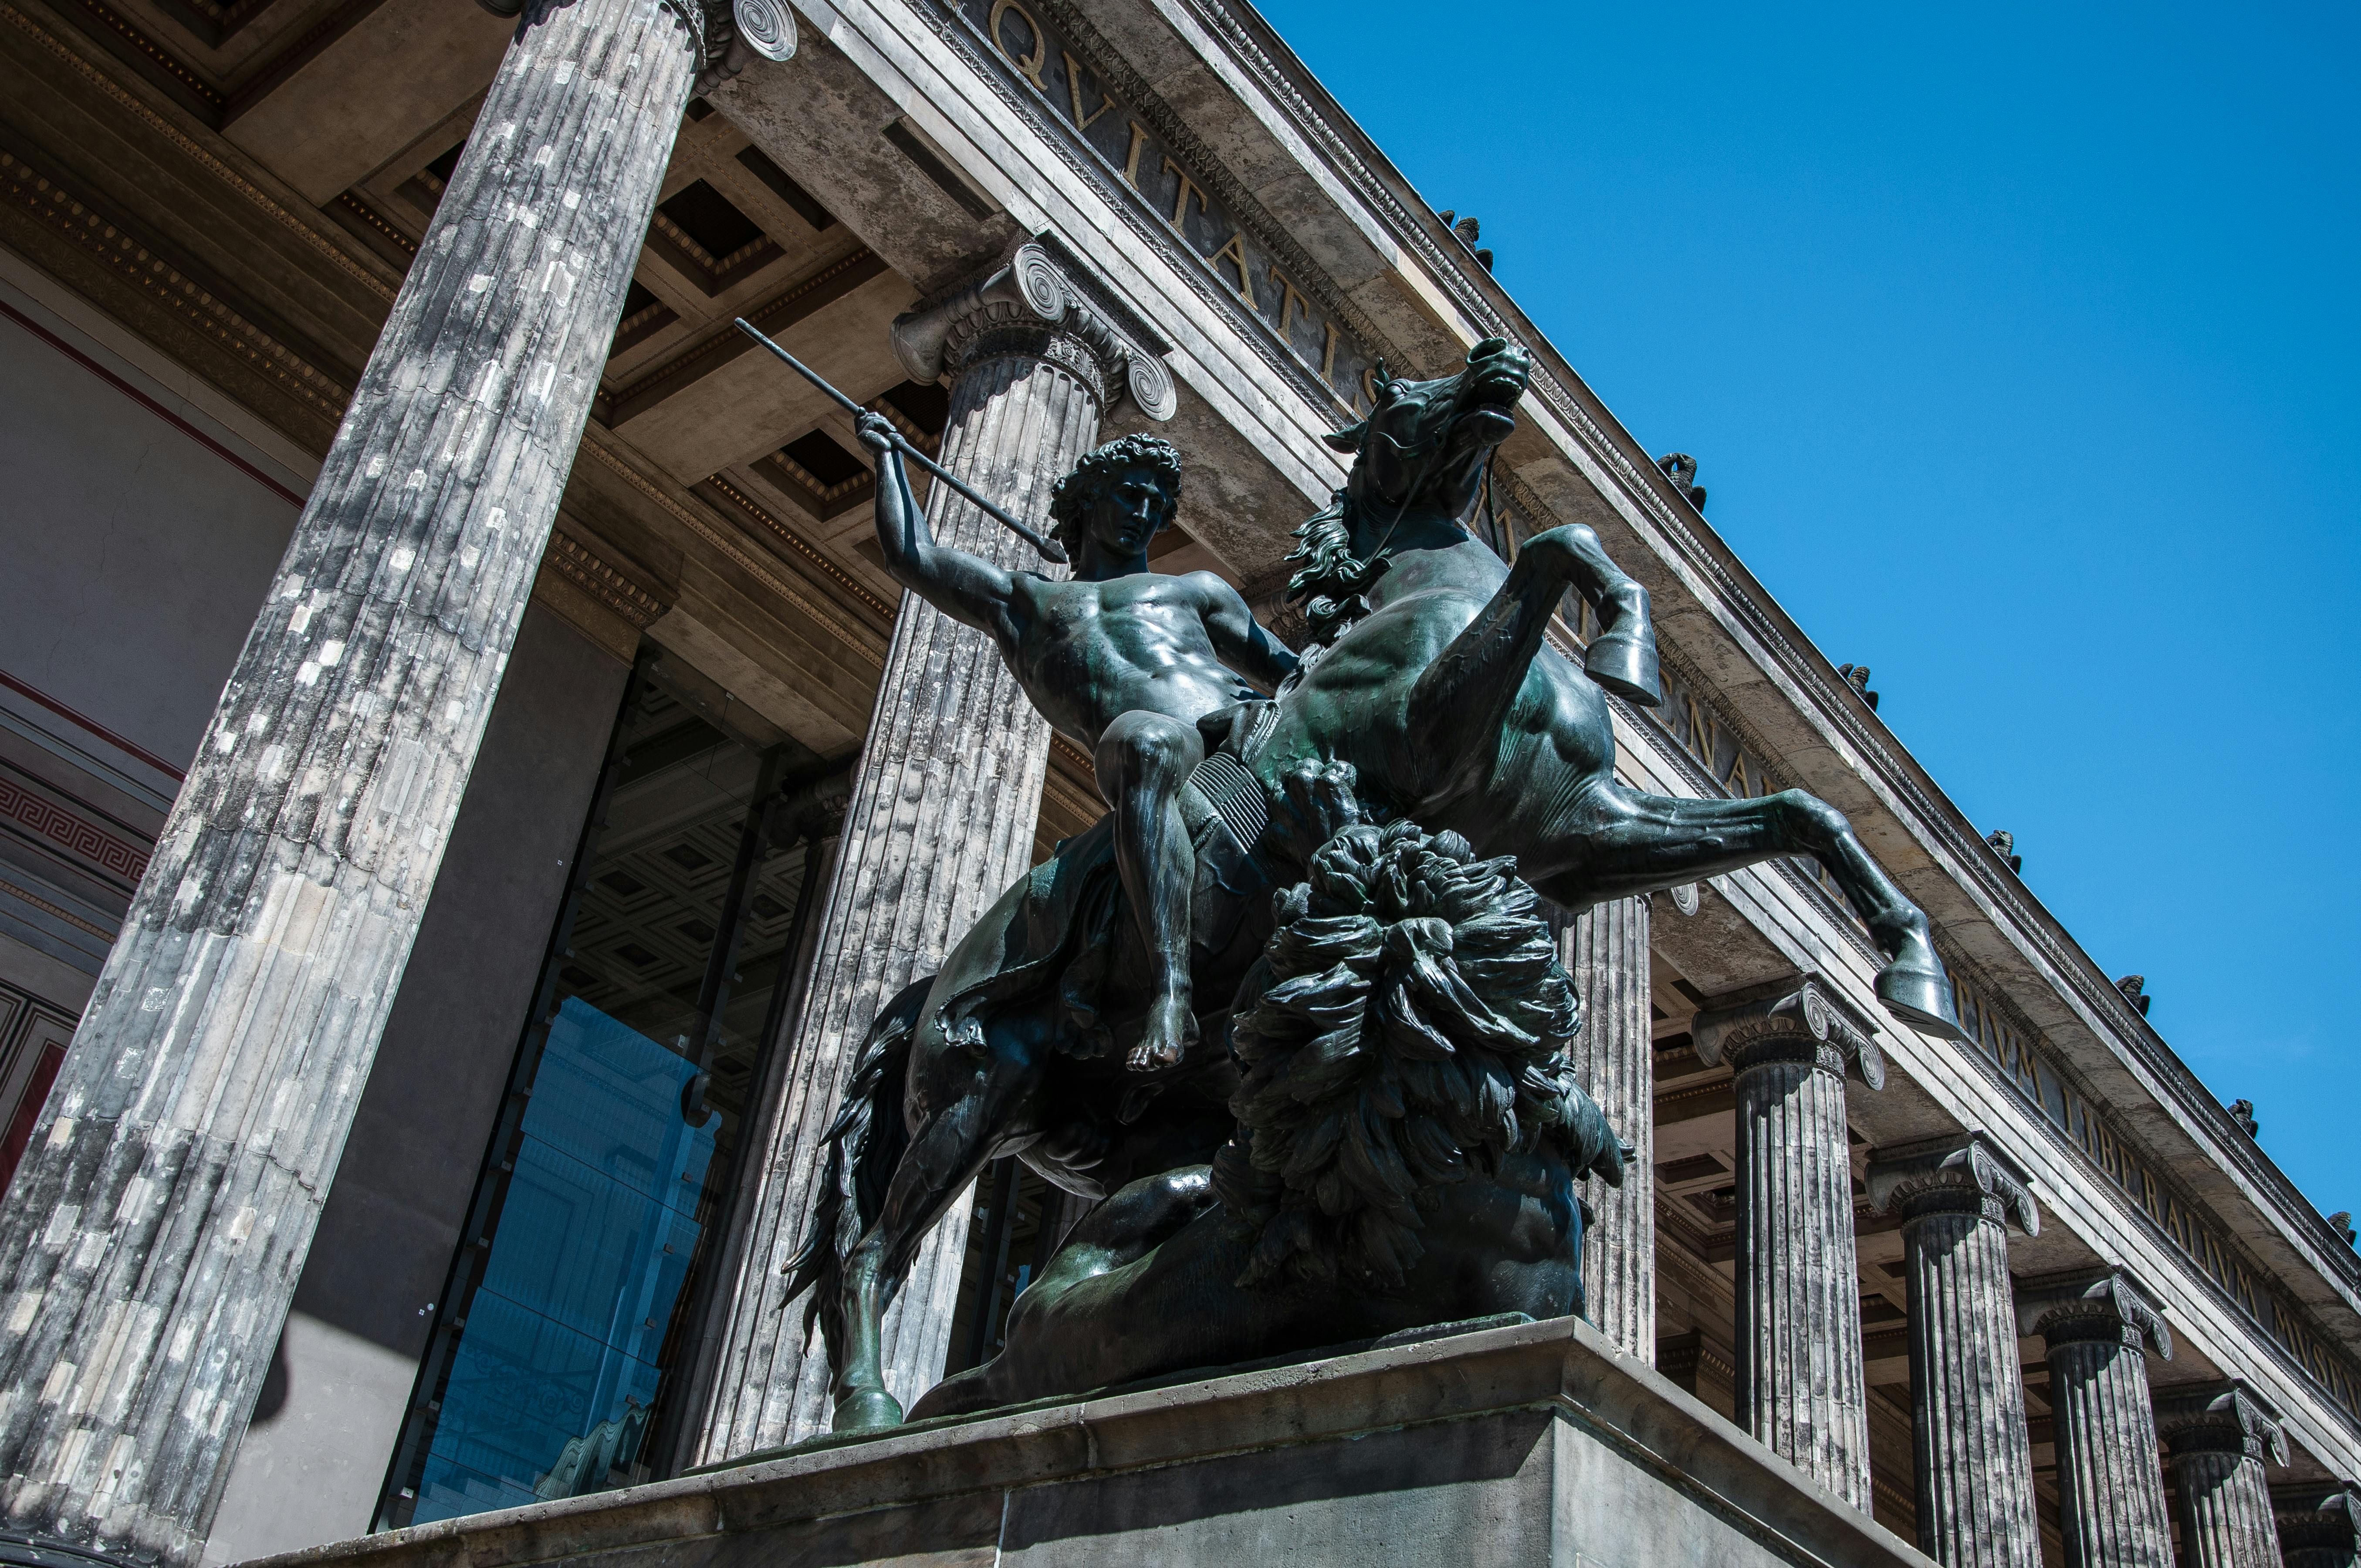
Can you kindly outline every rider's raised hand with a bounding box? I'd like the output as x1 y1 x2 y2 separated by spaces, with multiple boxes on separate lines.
854 410 897 455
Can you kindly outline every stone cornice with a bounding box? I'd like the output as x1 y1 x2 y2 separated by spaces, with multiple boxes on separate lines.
0 141 352 444
0 0 397 301
575 430 886 671
907 0 1367 419
2017 1265 2175 1358
1866 1129 2041 1237
545 528 668 629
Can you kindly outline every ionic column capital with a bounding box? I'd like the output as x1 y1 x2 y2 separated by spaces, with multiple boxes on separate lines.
2017 1264 2174 1357
892 240 1177 421
484 0 798 82
1866 1128 2040 1236
2272 1483 2361 1558
2157 1380 2291 1465
1691 971 1885 1088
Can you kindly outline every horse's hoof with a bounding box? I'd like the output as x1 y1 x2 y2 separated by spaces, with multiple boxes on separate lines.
1584 631 1662 707
1877 963 1969 1042
831 1387 905 1432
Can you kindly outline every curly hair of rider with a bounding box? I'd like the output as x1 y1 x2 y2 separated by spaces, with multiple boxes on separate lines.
1047 433 1183 558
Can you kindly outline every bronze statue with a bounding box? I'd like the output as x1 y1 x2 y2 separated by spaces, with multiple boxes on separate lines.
786 339 1967 1434
856 411 1297 1071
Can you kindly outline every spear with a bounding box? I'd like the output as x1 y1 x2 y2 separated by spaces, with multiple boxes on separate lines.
732 317 1068 565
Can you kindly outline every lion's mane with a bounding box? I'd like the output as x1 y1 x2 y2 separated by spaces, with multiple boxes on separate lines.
1211 799 1623 1292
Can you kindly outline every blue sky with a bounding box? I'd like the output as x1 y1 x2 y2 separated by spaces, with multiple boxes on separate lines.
1253 0 2359 1220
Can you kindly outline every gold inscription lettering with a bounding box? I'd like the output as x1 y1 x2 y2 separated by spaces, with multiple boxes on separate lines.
1207 232 1255 308
988 0 1049 93
1320 319 1339 382
1159 155 1209 231
1121 121 1150 189
1268 265 1315 343
1061 50 1116 130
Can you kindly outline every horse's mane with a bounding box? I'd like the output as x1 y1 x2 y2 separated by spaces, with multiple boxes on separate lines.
1282 492 1387 648
1212 787 1624 1292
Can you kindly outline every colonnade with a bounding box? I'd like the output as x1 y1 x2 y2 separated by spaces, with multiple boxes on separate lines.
0 0 2347 1555
1593 966 2345 1568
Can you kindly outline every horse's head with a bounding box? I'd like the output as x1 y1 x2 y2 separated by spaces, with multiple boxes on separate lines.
1325 336 1531 521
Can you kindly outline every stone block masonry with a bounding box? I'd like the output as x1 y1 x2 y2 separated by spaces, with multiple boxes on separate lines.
238 1318 1940 1568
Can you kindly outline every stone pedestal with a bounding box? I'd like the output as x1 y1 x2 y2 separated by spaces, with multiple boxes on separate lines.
2017 1267 2175 1568
1691 975 1885 1514
0 2 700 1561
1866 1132 2042 1568
695 244 1171 1462
1562 896 1651 1360
237 1318 1932 1568
2158 1382 2289 1568
2273 1483 2361 1568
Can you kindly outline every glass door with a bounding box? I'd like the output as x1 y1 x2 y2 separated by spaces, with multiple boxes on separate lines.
376 656 836 1527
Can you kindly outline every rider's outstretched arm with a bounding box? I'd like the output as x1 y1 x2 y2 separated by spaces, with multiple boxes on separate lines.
1195 574 1299 693
857 412 1017 637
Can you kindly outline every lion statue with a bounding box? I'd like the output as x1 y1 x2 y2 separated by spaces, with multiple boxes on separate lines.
910 767 1624 1420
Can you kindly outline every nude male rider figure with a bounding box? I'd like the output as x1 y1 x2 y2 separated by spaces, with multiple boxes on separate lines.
856 413 1298 1071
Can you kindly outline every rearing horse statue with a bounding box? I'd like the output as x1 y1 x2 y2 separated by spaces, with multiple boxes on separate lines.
792 335 1962 1434
1254 335 1959 1034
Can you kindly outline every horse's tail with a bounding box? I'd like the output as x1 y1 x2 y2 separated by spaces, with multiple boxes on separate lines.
781 975 931 1372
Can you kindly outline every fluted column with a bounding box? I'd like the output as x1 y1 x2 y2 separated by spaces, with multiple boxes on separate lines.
1563 896 1651 1359
2158 1381 2289 1568
2018 1267 2175 1568
1866 1131 2043 1567
2273 1483 2360 1568
1691 974 1885 1513
694 244 1172 1462
0 1 728 1560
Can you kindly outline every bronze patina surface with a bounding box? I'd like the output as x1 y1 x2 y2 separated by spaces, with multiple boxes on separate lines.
785 338 1964 1433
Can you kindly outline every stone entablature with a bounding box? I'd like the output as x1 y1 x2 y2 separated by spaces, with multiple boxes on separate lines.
929 0 1382 418
1950 970 2361 1426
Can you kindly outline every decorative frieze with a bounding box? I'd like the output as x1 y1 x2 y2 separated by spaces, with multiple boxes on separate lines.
544 530 670 631
939 0 1379 413
1692 974 1884 1513
1950 973 2360 1424
2018 1267 2175 1568
2158 1381 2290 1568
1866 1131 2042 1568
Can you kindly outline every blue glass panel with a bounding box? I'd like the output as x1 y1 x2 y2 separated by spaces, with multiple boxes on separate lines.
409 998 715 1525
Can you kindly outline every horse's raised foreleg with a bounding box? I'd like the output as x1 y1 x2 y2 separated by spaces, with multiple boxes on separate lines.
1536 525 1662 708
1406 525 1660 811
1538 783 1966 1040
832 1047 1045 1430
